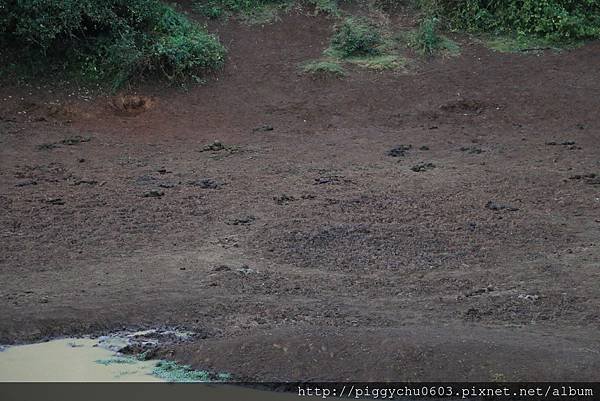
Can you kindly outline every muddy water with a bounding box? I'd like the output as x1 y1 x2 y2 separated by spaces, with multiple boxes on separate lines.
0 338 163 382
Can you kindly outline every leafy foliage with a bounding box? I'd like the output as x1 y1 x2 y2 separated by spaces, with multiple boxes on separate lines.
330 17 385 57
0 0 226 87
407 16 459 55
423 0 600 41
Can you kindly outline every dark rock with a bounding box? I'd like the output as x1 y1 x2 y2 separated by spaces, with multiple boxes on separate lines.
387 145 412 157
485 201 519 212
253 125 274 132
190 178 222 189
15 179 37 187
200 141 226 152
226 215 255 225
43 198 65 205
411 162 436 172
143 190 164 198
274 194 296 205
460 146 483 154
61 135 91 145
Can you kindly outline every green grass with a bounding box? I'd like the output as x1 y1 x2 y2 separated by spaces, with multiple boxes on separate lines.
95 357 137 366
152 360 231 382
239 3 285 24
301 60 346 77
193 0 294 24
483 35 581 53
346 54 406 71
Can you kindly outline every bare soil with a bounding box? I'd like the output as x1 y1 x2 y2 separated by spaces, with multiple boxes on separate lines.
1 12 599 381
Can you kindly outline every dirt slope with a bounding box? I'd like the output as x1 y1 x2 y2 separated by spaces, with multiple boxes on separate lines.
1 12 599 381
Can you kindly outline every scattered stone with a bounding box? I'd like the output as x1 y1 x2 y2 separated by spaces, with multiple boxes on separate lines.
213 265 231 272
464 308 481 321
143 190 164 198
569 173 596 180
158 182 177 189
236 265 257 275
37 142 61 151
274 194 296 205
190 178 222 189
78 158 86 163
546 140 576 146
73 179 98 186
419 145 430 151
460 146 483 154
135 175 157 186
43 198 65 205
465 286 495 297
200 141 226 152
518 294 539 302
314 175 347 185
585 177 600 185
61 135 92 145
568 173 599 185
485 201 519 212
253 125 274 132
411 162 436 172
156 168 171 174
15 179 37 187
226 215 255 225
387 144 412 157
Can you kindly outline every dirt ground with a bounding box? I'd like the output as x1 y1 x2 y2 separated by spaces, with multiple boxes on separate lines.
1 11 599 381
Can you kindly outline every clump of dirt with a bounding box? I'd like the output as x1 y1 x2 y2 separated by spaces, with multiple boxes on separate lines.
274 194 296 205
485 200 519 212
46 103 84 120
189 178 224 189
460 146 484 154
110 95 155 116
440 99 487 115
387 144 412 157
411 162 436 172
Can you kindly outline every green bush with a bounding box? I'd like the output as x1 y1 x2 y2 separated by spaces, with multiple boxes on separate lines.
424 0 600 41
407 16 459 55
0 0 226 87
410 16 442 55
330 17 385 57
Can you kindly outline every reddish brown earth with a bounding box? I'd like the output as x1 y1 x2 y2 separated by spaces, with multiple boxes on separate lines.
1 11 599 381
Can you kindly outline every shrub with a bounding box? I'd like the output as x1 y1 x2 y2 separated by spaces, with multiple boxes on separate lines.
407 16 459 55
423 0 600 41
330 17 385 57
0 0 226 87
410 16 442 55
